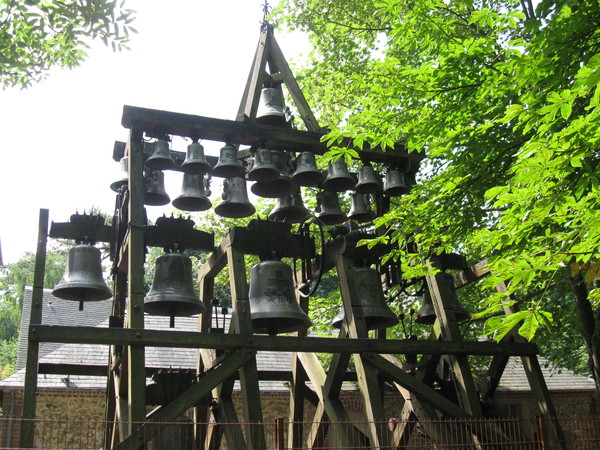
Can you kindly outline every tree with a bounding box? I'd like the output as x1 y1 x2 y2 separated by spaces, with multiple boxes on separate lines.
274 0 600 382
1 0 136 88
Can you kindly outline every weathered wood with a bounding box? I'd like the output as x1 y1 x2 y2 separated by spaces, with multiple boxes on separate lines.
454 260 491 289
237 24 270 123
49 221 112 243
20 209 49 448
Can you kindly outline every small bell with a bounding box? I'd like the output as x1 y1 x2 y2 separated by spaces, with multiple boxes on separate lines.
110 156 129 192
291 152 324 187
52 244 112 309
247 147 280 182
181 142 211 175
212 144 245 178
331 267 398 330
383 169 409 197
348 193 376 223
355 165 383 194
315 191 346 226
416 274 470 324
249 260 312 335
251 150 295 198
256 87 287 126
269 189 310 223
144 170 170 206
145 252 205 326
146 139 175 171
214 177 256 218
322 158 356 192
172 173 212 212
415 288 436 324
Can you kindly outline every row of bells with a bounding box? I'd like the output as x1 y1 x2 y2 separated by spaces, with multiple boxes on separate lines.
51 244 469 332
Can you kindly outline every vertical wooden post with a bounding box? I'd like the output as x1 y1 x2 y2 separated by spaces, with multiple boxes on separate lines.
126 125 147 438
195 275 214 448
275 417 285 450
20 209 49 448
288 289 308 449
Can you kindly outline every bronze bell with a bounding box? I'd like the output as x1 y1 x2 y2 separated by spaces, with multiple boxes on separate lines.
110 156 128 192
214 177 256 218
181 142 211 175
251 150 296 198
292 152 324 187
348 193 376 223
52 244 112 309
145 252 205 325
172 173 212 212
256 87 287 126
247 147 280 182
322 158 356 192
144 170 170 206
212 144 244 178
269 189 310 223
416 274 470 324
249 260 312 335
355 165 383 194
315 191 346 225
331 267 398 330
384 169 409 197
146 139 175 171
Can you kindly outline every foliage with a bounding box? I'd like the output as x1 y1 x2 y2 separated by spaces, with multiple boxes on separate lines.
1 0 136 88
274 0 600 374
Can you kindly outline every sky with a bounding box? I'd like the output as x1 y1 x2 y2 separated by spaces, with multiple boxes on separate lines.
0 0 309 264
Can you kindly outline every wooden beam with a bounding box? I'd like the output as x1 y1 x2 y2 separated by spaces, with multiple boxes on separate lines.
20 209 49 448
454 260 491 289
237 24 270 122
49 221 112 243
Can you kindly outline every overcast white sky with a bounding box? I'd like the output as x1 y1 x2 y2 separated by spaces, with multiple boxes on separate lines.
0 0 309 264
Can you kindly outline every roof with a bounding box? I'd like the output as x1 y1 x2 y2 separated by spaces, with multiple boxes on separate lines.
1 288 595 394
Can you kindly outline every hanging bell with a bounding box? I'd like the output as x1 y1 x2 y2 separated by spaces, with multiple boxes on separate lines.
322 158 356 192
212 144 244 178
146 139 175 171
251 150 296 198
384 169 409 197
247 147 280 182
110 156 129 192
145 252 205 325
348 193 376 223
172 173 212 212
291 152 324 187
355 165 383 194
214 177 256 218
415 288 436 324
331 267 398 330
256 87 287 126
269 189 310 223
181 142 211 175
315 191 346 225
52 244 112 309
249 260 312 335
144 170 170 206
416 274 470 324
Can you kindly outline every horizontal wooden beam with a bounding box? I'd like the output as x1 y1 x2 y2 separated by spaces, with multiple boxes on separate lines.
454 260 491 289
29 325 538 356
121 105 417 166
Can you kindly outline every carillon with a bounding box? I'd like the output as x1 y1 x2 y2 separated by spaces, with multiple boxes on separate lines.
291 151 323 187
146 139 175 171
110 156 128 192
172 173 212 212
181 141 211 175
348 193 375 223
251 150 295 198
247 147 279 182
214 177 255 218
315 190 346 225
256 87 287 126
212 144 244 178
268 188 310 223
322 158 356 192
355 165 382 194
144 169 170 206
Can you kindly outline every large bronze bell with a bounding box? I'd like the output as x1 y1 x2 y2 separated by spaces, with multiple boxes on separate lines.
110 156 128 192
247 147 279 182
214 177 256 218
52 244 112 309
249 260 312 335
348 193 376 223
256 87 287 126
322 158 356 192
291 152 324 187
181 142 211 175
355 165 383 194
269 189 310 223
144 252 205 323
331 267 398 330
415 288 436 324
172 173 212 212
146 139 175 171
212 144 244 178
315 191 346 225
144 170 170 206
251 150 295 198
384 169 409 197
415 274 470 324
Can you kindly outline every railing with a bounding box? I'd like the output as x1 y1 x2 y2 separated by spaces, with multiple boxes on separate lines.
1 416 599 449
